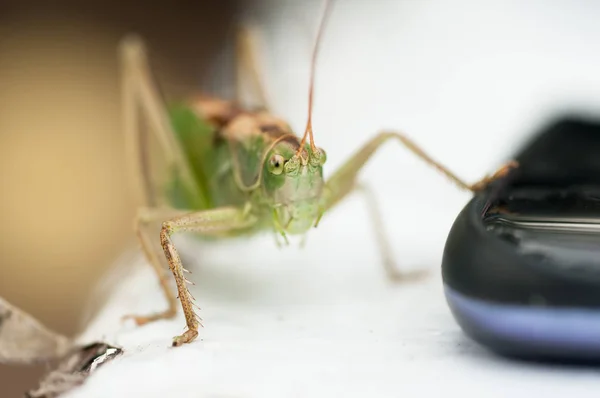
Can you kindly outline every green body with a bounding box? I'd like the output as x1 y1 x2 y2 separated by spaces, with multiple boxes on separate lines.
164 104 327 237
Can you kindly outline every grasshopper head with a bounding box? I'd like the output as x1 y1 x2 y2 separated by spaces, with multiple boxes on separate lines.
260 0 334 236
263 143 327 235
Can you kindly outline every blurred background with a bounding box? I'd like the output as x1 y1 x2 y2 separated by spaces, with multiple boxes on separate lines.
0 0 237 394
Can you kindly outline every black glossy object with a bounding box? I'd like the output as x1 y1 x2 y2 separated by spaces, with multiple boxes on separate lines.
442 115 600 361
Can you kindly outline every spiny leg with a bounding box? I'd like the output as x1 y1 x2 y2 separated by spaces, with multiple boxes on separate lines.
235 25 271 111
122 206 191 326
159 207 257 346
322 130 518 277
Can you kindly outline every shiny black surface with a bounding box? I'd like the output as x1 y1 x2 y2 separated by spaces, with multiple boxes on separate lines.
442 115 600 307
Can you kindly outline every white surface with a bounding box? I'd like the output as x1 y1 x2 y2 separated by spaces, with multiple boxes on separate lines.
69 1 600 396
70 230 600 398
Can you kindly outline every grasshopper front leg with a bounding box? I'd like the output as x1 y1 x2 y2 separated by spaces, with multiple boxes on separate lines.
322 131 518 280
126 206 257 346
160 207 257 346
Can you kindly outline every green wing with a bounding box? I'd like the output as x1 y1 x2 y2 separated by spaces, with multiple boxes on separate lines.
163 104 218 211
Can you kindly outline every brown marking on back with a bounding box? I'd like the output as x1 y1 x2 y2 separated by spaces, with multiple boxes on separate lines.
221 111 301 149
189 95 301 150
191 95 245 128
259 124 301 148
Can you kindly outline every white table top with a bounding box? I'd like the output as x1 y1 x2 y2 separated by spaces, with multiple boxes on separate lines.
68 211 600 397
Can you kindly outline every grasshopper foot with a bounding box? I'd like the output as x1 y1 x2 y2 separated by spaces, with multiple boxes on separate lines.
172 329 198 347
470 161 519 192
384 258 430 283
122 309 177 326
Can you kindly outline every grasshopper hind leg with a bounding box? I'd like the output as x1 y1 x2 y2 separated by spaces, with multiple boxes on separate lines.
235 25 271 111
119 35 209 327
184 26 272 130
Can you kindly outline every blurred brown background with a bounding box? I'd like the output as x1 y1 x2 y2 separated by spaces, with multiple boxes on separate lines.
0 0 237 395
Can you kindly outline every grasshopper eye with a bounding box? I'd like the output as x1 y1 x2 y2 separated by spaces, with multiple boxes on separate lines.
310 148 327 167
316 148 327 165
268 154 285 175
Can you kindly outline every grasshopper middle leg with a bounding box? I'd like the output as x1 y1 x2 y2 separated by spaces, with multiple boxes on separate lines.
122 207 190 326
322 130 518 279
354 182 429 281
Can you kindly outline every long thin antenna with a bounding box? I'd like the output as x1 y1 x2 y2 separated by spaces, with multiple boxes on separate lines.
297 0 334 155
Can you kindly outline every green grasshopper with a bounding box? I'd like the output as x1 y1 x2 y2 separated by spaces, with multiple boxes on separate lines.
119 0 517 347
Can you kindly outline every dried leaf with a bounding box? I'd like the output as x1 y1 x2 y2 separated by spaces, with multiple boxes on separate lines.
0 296 72 365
